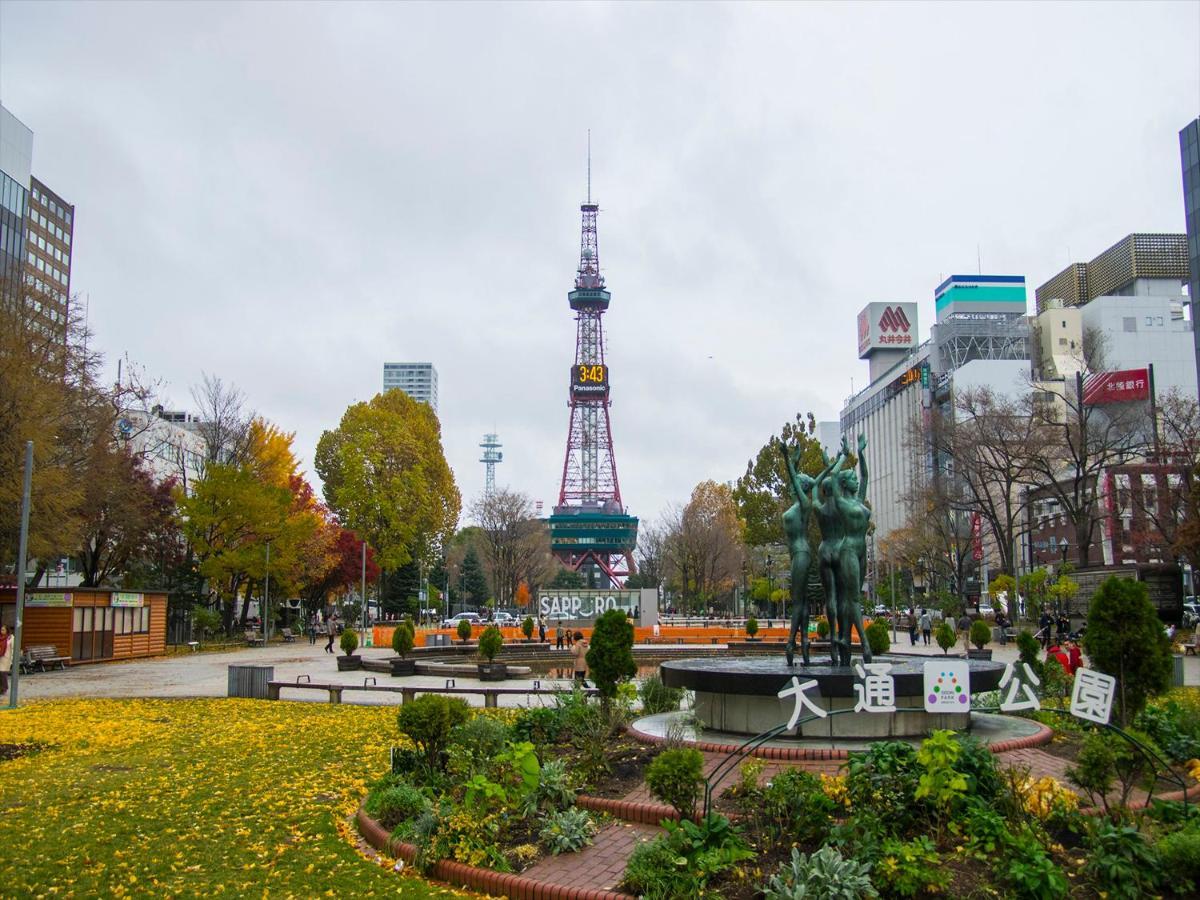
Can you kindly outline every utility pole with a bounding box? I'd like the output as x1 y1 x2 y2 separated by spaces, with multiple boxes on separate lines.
361 541 367 633
8 442 33 709
264 541 271 641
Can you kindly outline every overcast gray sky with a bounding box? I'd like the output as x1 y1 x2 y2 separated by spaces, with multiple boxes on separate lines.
2 1 1198 528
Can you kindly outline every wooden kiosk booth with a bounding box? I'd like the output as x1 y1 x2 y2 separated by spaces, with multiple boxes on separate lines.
0 587 168 665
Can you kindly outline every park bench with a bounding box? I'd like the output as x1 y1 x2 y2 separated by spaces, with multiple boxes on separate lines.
244 630 265 647
280 628 297 643
24 645 70 671
1184 640 1197 656
265 677 600 707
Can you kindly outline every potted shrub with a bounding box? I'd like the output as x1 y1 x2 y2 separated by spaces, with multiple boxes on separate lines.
934 620 957 655
337 628 361 671
968 619 993 660
816 618 830 641
390 619 416 676
865 620 891 656
476 624 506 681
745 616 759 641
456 617 473 645
521 616 535 643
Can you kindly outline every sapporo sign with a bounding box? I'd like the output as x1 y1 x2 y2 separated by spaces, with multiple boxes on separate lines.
537 589 639 620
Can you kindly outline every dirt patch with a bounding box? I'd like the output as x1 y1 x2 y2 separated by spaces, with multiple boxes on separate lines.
0 743 48 762
575 739 662 798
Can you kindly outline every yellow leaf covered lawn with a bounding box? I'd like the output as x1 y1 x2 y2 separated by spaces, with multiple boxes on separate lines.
0 698 474 898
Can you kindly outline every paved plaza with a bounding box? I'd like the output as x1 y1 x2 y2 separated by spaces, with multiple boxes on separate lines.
10 635 1200 704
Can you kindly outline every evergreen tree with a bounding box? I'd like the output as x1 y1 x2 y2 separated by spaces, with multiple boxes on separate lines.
379 561 421 617
586 608 636 704
460 545 490 607
548 566 586 589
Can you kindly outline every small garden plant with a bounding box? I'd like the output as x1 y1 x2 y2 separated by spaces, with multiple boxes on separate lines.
521 616 535 641
339 627 359 656
392 619 415 658
969 617 992 650
934 620 956 654
745 616 758 638
456 617 473 643
477 624 503 662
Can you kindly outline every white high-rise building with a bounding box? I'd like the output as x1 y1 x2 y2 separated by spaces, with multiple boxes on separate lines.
383 362 438 413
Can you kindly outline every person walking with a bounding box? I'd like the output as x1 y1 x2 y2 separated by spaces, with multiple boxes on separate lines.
0 625 11 697
555 624 564 650
538 615 547 644
571 631 589 686
1038 611 1053 650
907 610 918 646
565 628 574 649
308 613 318 645
996 611 1008 645
919 609 932 646
324 616 337 654
957 612 972 652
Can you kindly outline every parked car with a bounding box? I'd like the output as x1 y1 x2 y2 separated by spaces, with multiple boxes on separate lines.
492 612 516 626
1183 601 1200 628
977 603 996 619
441 612 482 629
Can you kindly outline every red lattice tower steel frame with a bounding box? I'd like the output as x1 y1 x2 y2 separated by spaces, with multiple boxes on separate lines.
552 189 636 585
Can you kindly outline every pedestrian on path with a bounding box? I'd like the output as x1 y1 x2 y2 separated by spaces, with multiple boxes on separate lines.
957 613 972 652
324 616 337 654
555 624 564 650
308 613 318 645
907 610 918 646
538 615 546 644
0 625 11 696
572 631 589 686
919 609 932 646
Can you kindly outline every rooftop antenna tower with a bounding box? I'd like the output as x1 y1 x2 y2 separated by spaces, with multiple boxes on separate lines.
479 433 503 497
547 137 638 588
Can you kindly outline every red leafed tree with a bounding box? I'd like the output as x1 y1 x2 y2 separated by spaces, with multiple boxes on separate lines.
300 526 380 610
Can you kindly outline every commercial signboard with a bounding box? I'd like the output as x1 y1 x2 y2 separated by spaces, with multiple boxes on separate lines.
971 513 983 561
933 274 1027 322
537 589 640 621
26 592 73 607
1082 368 1149 405
857 302 918 358
111 592 145 608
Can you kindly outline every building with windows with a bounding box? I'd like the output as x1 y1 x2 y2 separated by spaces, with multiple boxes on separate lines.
117 407 209 493
1182 119 1200 390
383 362 438 413
0 104 33 297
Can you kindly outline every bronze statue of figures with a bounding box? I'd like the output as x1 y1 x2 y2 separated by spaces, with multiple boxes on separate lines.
779 433 872 668
778 441 840 667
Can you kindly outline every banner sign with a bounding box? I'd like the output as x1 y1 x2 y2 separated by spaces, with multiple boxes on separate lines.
26 592 73 607
537 589 639 621
971 513 983 561
111 592 145 608
1082 368 1149 405
923 660 971 712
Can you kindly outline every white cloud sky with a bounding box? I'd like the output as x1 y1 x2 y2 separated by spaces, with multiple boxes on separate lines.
2 0 1197 529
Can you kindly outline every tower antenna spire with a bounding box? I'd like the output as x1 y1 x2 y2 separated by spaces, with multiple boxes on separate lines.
587 129 591 203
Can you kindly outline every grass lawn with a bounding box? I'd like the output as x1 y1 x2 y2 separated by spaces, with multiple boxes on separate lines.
0 698 473 898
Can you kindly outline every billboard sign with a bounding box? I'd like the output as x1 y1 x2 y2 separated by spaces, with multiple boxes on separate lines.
537 589 639 621
111 592 144 608
857 302 918 358
1082 368 1149 405
971 513 983 561
26 592 73 607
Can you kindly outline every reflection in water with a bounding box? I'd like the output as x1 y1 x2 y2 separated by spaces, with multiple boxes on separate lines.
527 662 663 679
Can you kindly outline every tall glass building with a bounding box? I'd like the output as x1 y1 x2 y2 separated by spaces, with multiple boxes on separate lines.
0 105 33 300
382 362 438 413
1181 118 1200 391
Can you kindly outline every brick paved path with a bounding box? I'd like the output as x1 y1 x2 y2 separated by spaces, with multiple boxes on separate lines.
520 821 659 892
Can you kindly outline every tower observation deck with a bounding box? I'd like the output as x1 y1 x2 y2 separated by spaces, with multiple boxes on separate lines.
549 168 637 588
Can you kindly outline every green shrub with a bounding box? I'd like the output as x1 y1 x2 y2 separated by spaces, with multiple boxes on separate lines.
1083 575 1173 725
391 619 414 658
915 730 968 818
639 675 684 715
1136 699 1200 763
1083 819 1162 899
759 768 836 843
865 620 890 655
477 624 503 661
816 618 830 639
538 807 596 855
874 835 950 897
1068 729 1162 814
660 813 755 886
365 780 430 831
1017 630 1043 676
646 747 705 820
1004 851 1068 899
622 835 696 899
524 758 576 814
339 628 359 655
587 609 636 703
845 740 920 833
934 621 956 654
397 695 471 774
745 616 759 637
513 705 565 747
1155 823 1200 894
521 616 534 639
456 617 473 642
762 845 879 900
952 735 1004 801
446 714 513 778
735 756 764 796
969 618 992 649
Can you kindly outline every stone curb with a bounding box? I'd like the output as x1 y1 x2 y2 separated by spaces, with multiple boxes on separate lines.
356 807 635 900
627 715 1055 760
1080 786 1194 816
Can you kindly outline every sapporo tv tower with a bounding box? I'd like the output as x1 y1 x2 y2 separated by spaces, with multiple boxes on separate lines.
548 145 638 588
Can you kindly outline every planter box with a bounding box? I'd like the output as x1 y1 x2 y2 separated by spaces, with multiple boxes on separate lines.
390 658 416 677
967 648 993 661
477 663 508 681
337 654 363 671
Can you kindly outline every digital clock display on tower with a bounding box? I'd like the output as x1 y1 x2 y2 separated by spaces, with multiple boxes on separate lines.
570 364 609 395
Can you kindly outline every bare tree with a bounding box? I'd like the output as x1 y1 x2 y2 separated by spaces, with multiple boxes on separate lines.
470 488 550 609
1023 374 1151 568
190 372 253 470
667 481 744 610
1146 388 1200 569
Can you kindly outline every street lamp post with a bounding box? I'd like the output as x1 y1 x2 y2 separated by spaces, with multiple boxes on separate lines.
766 555 774 621
264 540 271 642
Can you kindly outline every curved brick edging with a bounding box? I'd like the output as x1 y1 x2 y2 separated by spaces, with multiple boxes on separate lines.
576 792 678 826
356 807 635 900
628 715 1055 760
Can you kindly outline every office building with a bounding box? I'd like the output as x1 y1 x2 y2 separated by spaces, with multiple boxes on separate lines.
1035 233 1189 313
0 103 75 337
383 362 438 413
1182 119 1200 390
